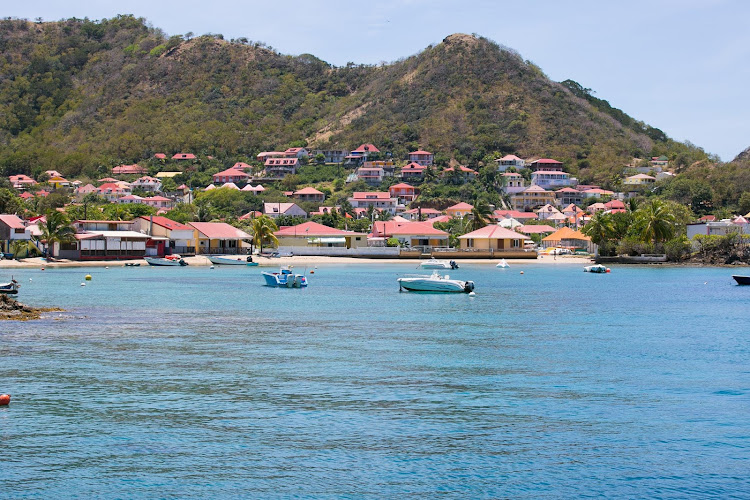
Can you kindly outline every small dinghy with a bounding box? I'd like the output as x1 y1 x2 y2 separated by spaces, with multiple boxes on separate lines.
496 259 510 268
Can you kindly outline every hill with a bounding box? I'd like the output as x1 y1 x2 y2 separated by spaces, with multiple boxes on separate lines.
0 16 710 186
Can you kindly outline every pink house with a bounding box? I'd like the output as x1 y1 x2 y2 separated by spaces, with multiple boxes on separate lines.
293 187 325 202
172 153 196 161
348 192 398 214
264 157 299 178
528 158 564 172
400 162 427 181
10 174 38 189
445 202 474 218
97 182 131 201
213 168 250 184
389 183 418 203
443 165 477 182
408 150 434 166
112 164 147 175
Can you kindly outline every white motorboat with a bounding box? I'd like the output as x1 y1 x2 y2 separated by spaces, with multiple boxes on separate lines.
398 271 474 293
207 255 258 266
496 258 510 268
145 255 188 266
0 278 19 295
420 258 458 269
584 264 609 273
262 268 308 288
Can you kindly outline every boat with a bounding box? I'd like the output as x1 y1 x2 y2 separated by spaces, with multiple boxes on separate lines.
732 275 750 285
496 259 510 268
397 271 475 293
420 258 459 269
124 263 141 267
584 264 609 273
144 255 188 266
262 268 308 288
0 278 19 295
208 255 259 266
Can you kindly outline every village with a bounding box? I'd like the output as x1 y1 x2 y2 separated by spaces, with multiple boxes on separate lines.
1 144 745 262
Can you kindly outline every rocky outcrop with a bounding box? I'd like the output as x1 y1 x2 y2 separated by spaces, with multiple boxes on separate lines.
733 146 750 163
0 294 61 321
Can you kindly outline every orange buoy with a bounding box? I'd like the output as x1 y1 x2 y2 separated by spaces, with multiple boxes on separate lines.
41 267 45 271
0 394 10 406
606 269 611 273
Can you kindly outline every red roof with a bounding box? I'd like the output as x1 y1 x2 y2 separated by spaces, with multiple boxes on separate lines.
372 221 448 237
390 183 415 190
172 153 196 160
294 187 324 195
154 153 167 159
401 162 427 172
213 168 249 178
188 222 250 239
494 210 539 220
138 216 194 232
275 221 356 237
531 158 563 164
699 215 716 222
444 165 477 173
604 199 626 209
409 150 432 155
352 143 380 153
19 192 34 200
0 214 26 229
446 202 474 211
112 165 146 174
518 224 556 234
351 192 392 200
404 207 441 214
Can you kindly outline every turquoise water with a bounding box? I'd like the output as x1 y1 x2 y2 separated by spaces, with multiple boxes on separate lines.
1 263 749 498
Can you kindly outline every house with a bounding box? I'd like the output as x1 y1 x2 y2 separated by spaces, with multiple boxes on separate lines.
241 184 266 195
458 225 530 251
443 165 477 182
283 147 309 159
9 174 37 190
112 164 147 175
580 188 616 199
263 202 307 218
19 192 34 200
275 221 367 249
356 166 385 185
130 176 162 192
263 157 299 178
588 202 608 213
518 224 556 236
408 150 434 166
371 220 449 249
0 214 32 254
45 170 63 178
542 226 594 253
389 183 418 204
650 155 669 168
47 175 71 189
511 185 556 211
256 151 285 162
172 153 196 161
604 199 626 212
154 153 167 160
97 182 131 202
501 172 525 194
624 174 656 185
536 204 564 221
445 202 474 218
311 149 349 164
140 196 172 210
401 207 442 221
493 210 539 221
293 187 325 203
74 183 98 199
528 158 564 171
132 216 195 256
348 192 398 214
63 220 149 260
155 171 182 179
400 162 428 181
686 220 748 240
346 143 380 164
188 222 251 255
213 168 250 185
532 170 577 189
495 155 526 171
555 187 584 207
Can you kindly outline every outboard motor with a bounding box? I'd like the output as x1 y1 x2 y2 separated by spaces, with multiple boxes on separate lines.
464 281 475 293
247 255 254 263
450 260 459 269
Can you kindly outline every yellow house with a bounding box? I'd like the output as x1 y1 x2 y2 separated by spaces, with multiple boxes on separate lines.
623 173 656 185
188 222 251 255
445 202 473 218
511 185 556 211
458 225 530 250
48 175 71 189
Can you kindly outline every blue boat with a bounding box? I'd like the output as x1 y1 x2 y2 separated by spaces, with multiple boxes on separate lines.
262 268 307 288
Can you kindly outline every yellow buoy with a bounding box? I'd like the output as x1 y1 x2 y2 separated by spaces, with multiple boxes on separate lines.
85 274 92 281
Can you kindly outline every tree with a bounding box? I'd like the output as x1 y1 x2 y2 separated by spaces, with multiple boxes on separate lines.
250 215 279 252
467 200 491 231
39 211 76 259
10 239 40 259
632 199 676 244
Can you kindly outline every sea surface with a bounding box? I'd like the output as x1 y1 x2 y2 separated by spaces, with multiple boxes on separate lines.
1 262 749 498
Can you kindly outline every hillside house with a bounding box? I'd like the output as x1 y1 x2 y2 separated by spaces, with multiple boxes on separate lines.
528 158 564 171
264 158 299 178
293 187 326 202
623 174 656 186
511 185 556 211
311 149 349 164
213 168 250 185
131 176 162 192
443 165 477 183
445 202 474 218
400 162 427 181
172 153 196 161
348 192 398 214
495 155 526 171
9 174 37 190
263 202 307 219
389 183 418 204
408 150 434 166
531 170 577 189
501 172 525 194
345 144 380 165
112 164 147 175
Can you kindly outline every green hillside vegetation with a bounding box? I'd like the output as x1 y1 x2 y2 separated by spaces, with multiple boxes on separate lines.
1 17 713 190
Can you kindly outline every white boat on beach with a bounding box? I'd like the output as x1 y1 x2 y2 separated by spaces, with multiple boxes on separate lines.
420 258 458 269
145 255 188 266
207 255 258 266
398 271 474 293
262 268 308 288
496 258 510 268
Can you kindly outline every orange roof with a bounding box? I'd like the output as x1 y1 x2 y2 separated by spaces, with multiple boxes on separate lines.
542 226 591 242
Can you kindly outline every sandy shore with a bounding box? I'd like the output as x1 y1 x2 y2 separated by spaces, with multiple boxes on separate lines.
0 254 593 268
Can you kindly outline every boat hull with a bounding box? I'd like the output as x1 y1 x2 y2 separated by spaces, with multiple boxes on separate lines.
398 276 474 293
208 255 256 266
420 259 458 269
584 265 608 273
144 257 187 266
732 275 750 285
262 271 307 287
0 282 19 294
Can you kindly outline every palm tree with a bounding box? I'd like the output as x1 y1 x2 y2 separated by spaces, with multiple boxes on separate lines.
250 215 279 253
467 200 492 232
10 239 41 259
39 211 76 259
632 199 676 244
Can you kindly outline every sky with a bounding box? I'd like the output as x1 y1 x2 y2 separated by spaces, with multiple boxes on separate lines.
6 0 749 161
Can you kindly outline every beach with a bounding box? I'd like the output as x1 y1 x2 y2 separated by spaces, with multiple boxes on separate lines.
0 254 594 268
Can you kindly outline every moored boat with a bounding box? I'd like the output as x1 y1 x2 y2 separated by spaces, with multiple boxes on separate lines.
732 275 750 285
398 271 474 293
145 255 188 266
496 258 510 268
262 268 308 288
208 255 258 266
420 258 458 269
0 278 19 295
584 264 609 273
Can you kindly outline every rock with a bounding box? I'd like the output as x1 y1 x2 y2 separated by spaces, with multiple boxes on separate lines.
0 294 62 321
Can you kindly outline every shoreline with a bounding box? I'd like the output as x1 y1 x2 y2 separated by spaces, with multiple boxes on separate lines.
0 255 595 268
